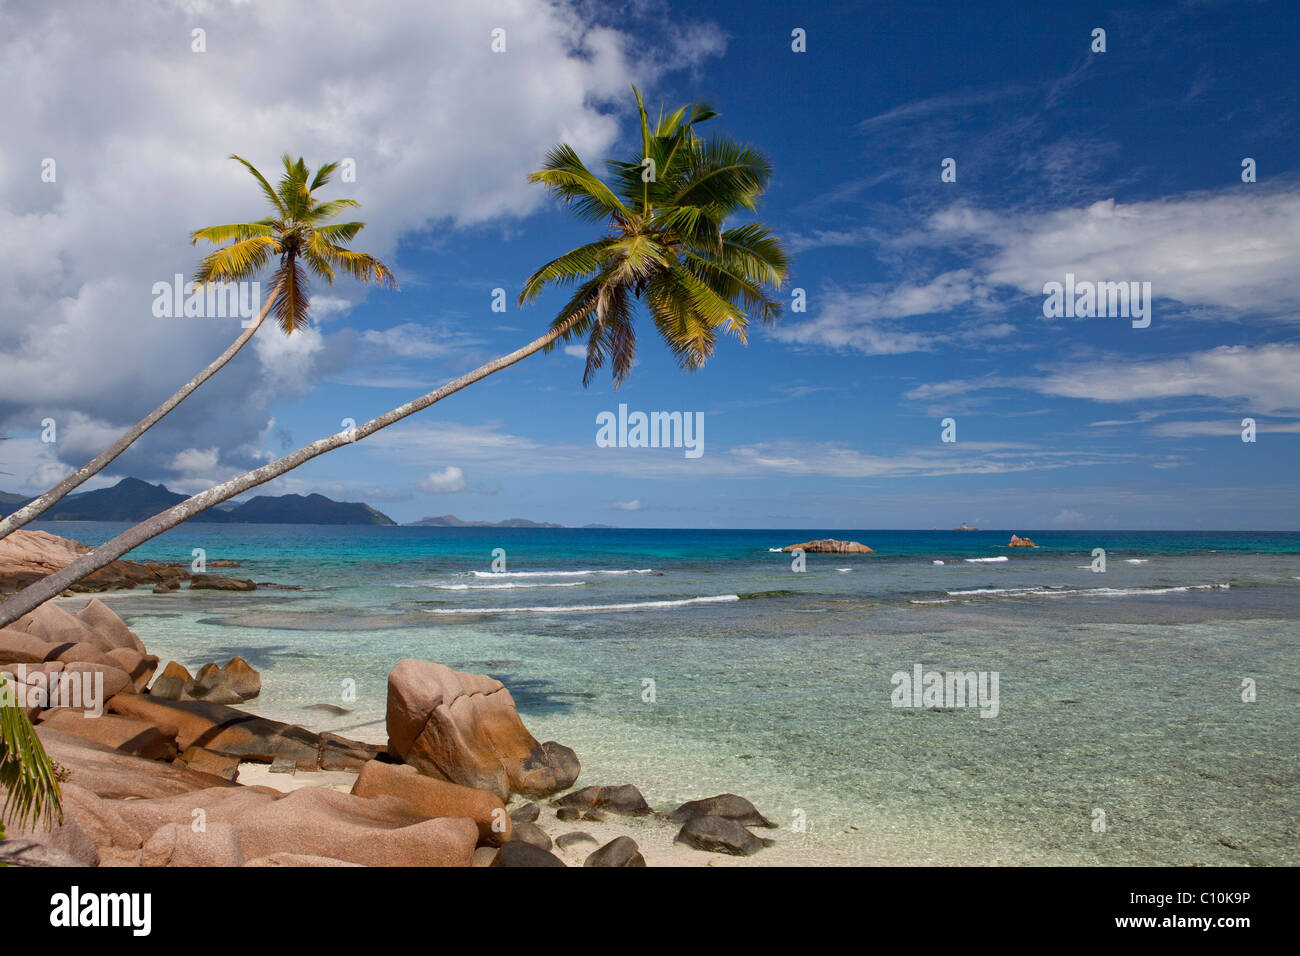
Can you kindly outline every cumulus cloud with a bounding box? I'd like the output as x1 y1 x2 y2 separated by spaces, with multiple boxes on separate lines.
612 498 642 510
0 0 720 483
420 466 467 494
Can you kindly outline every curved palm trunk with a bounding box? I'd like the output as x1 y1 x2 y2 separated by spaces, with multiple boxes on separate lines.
0 281 282 542
0 321 573 628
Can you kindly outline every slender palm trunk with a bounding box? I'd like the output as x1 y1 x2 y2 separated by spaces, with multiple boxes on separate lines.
0 281 282 542
0 320 574 628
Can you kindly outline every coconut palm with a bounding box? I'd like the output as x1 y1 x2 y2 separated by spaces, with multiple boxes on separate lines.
0 675 62 839
520 87 789 385
0 88 789 628
0 155 396 542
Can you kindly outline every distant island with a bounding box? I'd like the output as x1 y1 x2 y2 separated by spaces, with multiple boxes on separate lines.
1 477 395 525
405 514 565 528
954 523 980 531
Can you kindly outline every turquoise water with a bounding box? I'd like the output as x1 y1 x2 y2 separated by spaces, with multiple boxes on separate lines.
38 522 1300 865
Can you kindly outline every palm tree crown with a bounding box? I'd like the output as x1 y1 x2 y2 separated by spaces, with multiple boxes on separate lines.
191 154 397 334
520 87 791 385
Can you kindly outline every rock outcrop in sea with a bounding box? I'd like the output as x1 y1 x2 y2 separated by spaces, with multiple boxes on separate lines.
1008 534 1039 547
780 538 873 553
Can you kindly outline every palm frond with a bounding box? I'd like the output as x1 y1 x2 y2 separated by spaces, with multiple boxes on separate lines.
0 675 62 832
193 235 279 283
229 154 287 216
519 240 611 305
528 145 630 223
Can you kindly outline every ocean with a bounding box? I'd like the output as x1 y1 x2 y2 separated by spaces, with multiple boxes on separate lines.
37 522 1300 865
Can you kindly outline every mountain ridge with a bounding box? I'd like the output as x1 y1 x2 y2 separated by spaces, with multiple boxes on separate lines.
0 477 395 525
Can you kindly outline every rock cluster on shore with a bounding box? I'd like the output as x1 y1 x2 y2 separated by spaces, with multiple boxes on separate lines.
0 528 253 596
3 595 779 867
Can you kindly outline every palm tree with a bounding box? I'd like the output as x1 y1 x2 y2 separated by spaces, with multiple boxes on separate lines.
0 155 396 542
0 675 62 839
520 87 789 385
0 88 790 628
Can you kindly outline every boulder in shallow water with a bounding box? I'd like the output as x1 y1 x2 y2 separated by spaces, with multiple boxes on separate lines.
669 793 776 828
552 783 652 816
674 815 774 856
1008 534 1038 547
386 658 580 799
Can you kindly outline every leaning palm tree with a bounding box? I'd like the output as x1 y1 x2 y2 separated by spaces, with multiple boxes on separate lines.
0 675 62 839
0 155 395 542
0 88 789 628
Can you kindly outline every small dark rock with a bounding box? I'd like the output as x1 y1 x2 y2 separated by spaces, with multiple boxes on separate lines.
490 841 565 867
556 807 581 822
674 815 774 856
669 793 776 828
584 835 646 867
511 821 552 851
510 801 541 824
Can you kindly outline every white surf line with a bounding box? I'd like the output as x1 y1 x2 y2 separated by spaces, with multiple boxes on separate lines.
421 594 740 615
467 569 654 577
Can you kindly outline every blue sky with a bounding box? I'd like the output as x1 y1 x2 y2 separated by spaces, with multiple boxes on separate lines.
2 0 1298 528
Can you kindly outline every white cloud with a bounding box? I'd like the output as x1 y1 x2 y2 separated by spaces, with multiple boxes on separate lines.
0 0 720 481
613 499 641 511
931 190 1300 317
1034 345 1300 414
776 184 1300 354
361 322 482 360
420 466 467 494
1147 418 1300 438
771 274 990 354
909 345 1300 418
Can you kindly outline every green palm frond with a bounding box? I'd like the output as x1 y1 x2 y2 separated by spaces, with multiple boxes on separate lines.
528 145 631 224
0 674 62 833
519 241 612 305
523 86 790 387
